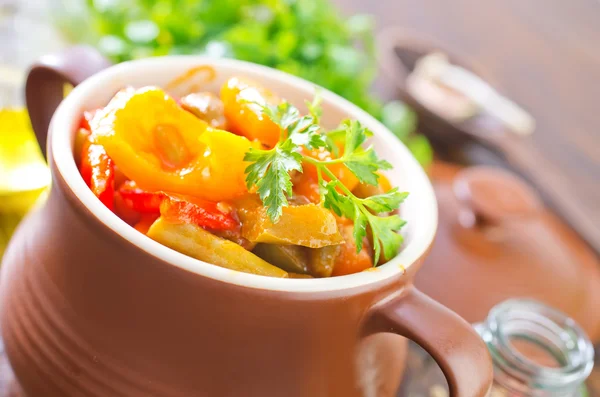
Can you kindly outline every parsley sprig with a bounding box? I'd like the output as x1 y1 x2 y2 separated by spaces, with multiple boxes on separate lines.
244 96 409 264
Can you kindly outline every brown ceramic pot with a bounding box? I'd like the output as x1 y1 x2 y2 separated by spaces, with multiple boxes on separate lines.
0 47 492 397
416 162 600 342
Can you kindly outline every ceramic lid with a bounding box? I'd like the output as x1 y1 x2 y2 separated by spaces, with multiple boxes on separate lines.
415 162 600 342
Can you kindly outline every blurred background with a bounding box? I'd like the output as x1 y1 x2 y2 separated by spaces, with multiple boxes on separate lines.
1 0 599 395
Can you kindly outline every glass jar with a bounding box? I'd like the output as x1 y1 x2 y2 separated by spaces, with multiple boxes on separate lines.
475 299 595 397
402 299 595 397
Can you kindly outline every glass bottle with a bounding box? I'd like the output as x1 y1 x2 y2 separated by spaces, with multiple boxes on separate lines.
475 299 595 397
402 299 595 397
1 0 55 257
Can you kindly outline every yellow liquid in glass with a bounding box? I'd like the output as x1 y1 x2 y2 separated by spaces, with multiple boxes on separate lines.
0 108 50 256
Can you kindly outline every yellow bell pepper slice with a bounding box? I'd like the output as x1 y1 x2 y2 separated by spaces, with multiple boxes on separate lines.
91 86 255 201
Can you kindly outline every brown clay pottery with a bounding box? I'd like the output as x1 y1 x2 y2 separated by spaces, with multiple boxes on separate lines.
0 47 492 397
415 161 600 342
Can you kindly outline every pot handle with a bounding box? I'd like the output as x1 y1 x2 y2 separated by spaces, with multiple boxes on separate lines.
364 287 493 396
25 45 112 158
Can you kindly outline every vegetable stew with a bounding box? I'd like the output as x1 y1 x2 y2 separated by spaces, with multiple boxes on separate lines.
77 75 409 278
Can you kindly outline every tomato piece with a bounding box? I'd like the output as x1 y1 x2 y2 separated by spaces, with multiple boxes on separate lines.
160 194 240 232
331 219 373 276
221 77 281 148
80 139 115 210
118 180 165 213
291 171 321 204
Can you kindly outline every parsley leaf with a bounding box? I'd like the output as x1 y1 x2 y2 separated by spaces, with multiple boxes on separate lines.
324 124 347 156
246 100 328 150
244 100 326 221
344 147 392 186
336 120 391 186
353 210 369 253
322 178 406 261
342 119 371 154
245 95 408 265
322 181 366 252
306 91 323 124
322 181 357 219
244 143 302 222
366 213 406 264
288 116 327 150
267 102 301 132
360 189 409 213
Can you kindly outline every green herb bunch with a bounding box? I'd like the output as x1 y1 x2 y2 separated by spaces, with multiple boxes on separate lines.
59 0 379 113
58 0 432 165
244 96 408 265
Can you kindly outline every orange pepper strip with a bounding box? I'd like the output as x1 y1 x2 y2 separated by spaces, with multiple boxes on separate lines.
378 173 392 193
221 77 281 148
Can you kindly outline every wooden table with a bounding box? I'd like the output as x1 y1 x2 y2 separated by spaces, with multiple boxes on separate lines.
335 0 600 254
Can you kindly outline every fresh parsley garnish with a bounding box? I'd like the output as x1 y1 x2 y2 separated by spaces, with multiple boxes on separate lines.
244 142 303 222
243 101 327 221
244 94 409 265
321 176 408 264
305 91 323 124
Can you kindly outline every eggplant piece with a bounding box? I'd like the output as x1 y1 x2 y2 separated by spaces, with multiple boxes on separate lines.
308 244 342 278
148 217 288 278
252 244 309 274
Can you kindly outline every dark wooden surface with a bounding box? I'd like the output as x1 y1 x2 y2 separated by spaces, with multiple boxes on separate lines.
335 0 600 254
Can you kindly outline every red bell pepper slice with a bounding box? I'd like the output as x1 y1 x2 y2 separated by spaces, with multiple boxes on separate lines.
116 181 238 232
118 180 165 214
160 194 240 232
80 139 115 210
